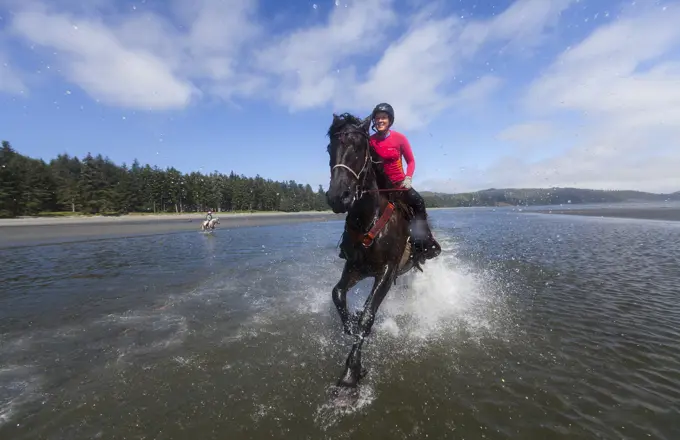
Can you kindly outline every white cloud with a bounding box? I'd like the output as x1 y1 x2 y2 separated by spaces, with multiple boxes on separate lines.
497 121 554 146
453 75 504 109
255 0 398 110
261 0 575 129
524 5 680 119
9 4 196 109
6 0 676 193
0 48 26 94
457 0 574 56
425 3 680 194
1 0 574 128
3 0 261 109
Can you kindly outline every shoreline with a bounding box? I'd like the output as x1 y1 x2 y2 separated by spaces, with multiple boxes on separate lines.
535 206 680 222
0 208 459 249
0 210 337 227
0 207 462 228
0 211 346 249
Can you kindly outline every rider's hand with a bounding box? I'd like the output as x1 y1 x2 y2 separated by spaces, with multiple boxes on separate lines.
401 176 412 189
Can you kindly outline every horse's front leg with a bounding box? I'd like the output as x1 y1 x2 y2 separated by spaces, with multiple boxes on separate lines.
337 263 397 388
332 262 362 335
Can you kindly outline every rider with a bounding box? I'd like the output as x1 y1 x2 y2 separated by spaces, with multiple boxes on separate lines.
206 210 213 222
352 102 441 260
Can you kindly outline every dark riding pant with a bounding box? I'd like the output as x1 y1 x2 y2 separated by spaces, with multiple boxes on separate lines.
404 186 440 259
338 186 441 260
402 188 427 219
401 187 432 245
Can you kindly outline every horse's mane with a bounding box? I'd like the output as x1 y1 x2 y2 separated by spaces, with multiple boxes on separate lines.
327 112 366 138
369 154 390 188
329 113 390 184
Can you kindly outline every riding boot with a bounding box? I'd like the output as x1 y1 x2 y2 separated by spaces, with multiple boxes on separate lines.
410 214 441 260
421 221 442 259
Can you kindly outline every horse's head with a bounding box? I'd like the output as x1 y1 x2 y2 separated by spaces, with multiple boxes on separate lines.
325 113 372 213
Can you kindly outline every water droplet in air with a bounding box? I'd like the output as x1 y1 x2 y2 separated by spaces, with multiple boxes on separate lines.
313 3 317 9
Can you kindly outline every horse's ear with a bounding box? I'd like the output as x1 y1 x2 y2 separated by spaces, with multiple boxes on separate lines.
360 116 371 132
333 113 340 122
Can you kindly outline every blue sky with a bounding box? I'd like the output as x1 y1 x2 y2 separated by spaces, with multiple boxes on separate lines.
1 0 679 193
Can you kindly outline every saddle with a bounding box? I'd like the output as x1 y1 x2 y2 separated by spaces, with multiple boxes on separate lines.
338 191 425 267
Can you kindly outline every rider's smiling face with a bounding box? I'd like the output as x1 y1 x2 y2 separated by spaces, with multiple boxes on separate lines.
373 112 390 132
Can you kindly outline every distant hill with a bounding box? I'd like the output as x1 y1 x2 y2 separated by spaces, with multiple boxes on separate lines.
421 187 680 208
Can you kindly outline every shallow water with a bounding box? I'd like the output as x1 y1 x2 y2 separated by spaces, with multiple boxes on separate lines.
1 207 679 439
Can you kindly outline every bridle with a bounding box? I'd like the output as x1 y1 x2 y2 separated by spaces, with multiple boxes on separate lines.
330 124 408 197
330 126 372 183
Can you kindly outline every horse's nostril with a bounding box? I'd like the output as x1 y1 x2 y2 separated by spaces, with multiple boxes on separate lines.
341 190 351 200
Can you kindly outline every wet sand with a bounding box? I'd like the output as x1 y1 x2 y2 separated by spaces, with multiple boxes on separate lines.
0 211 346 248
536 206 680 222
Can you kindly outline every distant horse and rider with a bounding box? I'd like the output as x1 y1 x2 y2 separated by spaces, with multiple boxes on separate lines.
201 210 220 231
325 102 441 390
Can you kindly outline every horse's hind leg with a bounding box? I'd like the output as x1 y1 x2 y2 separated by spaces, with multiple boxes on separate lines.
332 263 361 335
337 264 397 388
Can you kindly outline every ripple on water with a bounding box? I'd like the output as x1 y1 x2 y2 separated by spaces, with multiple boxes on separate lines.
1 211 680 439
0 365 43 429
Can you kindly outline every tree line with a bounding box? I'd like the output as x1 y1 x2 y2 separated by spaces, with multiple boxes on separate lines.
4 139 675 218
0 141 329 218
423 187 680 208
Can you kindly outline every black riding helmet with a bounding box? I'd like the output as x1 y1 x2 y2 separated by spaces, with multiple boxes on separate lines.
371 102 394 127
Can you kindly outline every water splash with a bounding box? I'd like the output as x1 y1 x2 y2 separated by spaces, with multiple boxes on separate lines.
314 384 376 431
0 366 43 428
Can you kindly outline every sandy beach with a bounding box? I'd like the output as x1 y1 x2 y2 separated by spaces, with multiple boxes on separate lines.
0 211 346 248
536 206 680 222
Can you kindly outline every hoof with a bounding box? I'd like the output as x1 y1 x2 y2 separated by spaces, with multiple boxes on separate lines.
336 366 366 389
330 385 361 407
336 376 359 388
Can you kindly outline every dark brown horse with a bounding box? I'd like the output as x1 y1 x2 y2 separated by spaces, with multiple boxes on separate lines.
325 112 439 389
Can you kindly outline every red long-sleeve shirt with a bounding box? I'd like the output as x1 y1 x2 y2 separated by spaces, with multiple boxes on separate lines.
369 130 415 184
